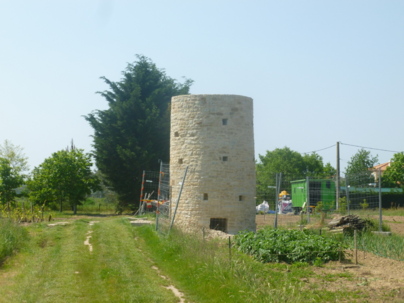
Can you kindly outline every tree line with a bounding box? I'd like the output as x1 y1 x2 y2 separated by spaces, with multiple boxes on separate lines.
256 146 404 199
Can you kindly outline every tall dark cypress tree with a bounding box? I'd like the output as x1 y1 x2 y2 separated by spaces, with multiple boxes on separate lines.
85 55 192 211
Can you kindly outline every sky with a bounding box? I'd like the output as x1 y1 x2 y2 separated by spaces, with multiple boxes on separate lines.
1 0 403 173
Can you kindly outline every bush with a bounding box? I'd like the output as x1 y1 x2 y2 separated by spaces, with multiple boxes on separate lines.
360 199 369 210
234 228 345 264
0 218 29 264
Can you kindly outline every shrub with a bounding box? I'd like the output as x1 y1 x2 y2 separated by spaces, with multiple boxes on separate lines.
360 199 369 210
338 197 347 214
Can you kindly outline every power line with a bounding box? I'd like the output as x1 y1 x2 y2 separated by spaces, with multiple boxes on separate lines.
340 142 402 153
303 144 336 154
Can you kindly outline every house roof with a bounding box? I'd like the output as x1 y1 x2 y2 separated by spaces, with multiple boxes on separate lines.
371 162 390 172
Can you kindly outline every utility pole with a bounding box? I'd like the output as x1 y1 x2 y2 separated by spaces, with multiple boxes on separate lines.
336 141 340 210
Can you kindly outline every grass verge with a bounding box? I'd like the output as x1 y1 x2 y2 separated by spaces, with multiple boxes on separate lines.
0 218 28 264
134 224 360 303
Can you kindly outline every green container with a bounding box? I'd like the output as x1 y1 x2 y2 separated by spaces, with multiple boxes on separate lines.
290 179 335 212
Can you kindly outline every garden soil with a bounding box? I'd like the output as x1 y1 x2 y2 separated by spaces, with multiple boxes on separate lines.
256 214 404 302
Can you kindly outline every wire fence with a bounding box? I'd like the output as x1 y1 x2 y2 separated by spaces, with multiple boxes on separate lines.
137 163 187 235
256 170 404 230
138 166 404 233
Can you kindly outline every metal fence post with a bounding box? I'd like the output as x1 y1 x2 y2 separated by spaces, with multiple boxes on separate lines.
345 175 350 215
169 166 188 233
306 176 310 224
378 168 383 232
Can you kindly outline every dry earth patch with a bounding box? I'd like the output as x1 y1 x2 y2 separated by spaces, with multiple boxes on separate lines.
256 214 404 302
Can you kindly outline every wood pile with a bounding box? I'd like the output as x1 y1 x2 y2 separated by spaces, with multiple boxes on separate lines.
328 215 370 233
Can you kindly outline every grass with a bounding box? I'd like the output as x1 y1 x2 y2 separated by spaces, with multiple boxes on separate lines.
341 207 404 217
75 198 116 214
352 231 404 261
13 197 117 218
0 216 178 302
0 218 28 264
135 224 360 302
1 214 403 302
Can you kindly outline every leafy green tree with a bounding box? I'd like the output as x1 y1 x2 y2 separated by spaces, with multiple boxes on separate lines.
85 55 192 211
323 162 337 178
382 152 404 188
302 153 327 176
27 147 100 214
345 149 378 186
0 140 29 177
257 147 305 189
0 157 24 207
256 147 332 195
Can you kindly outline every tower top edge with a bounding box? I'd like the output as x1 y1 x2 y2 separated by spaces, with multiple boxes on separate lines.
172 94 252 100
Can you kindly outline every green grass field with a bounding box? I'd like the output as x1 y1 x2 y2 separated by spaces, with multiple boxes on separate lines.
1 213 403 302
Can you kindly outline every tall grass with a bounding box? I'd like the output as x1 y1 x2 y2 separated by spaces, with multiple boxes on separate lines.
74 197 116 214
346 207 404 217
0 218 29 264
350 231 404 261
135 225 357 303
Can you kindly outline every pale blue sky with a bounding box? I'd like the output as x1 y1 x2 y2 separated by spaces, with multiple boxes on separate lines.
1 1 403 172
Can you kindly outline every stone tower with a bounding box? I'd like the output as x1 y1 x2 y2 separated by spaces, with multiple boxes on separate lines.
170 94 256 234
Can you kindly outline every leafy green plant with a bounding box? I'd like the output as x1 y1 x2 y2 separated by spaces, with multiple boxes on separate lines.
338 197 347 214
0 204 49 223
313 257 324 267
317 201 325 213
234 228 345 264
360 199 369 210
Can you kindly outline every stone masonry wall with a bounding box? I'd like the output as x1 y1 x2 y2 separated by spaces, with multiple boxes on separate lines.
170 94 256 234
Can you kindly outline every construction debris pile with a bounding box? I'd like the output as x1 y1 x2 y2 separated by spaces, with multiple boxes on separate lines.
328 215 375 233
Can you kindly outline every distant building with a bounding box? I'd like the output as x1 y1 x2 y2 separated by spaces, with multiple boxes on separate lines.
370 162 391 181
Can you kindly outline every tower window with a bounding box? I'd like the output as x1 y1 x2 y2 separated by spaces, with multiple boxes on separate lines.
210 218 227 232
174 131 179 137
239 195 244 201
222 156 228 161
222 119 228 125
203 193 208 200
178 158 183 164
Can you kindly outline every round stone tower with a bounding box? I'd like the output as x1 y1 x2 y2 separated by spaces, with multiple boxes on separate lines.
170 94 256 234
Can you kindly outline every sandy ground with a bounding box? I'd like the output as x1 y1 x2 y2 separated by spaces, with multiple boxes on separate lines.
256 214 404 302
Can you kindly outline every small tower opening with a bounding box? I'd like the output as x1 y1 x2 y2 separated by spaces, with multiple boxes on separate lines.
222 118 228 125
210 218 227 232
